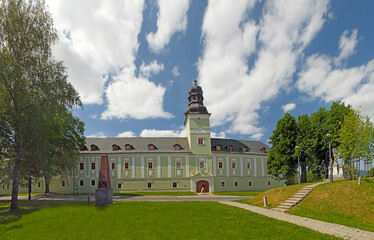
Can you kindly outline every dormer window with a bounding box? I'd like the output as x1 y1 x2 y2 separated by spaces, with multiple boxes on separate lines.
125 144 133 151
227 145 233 152
241 146 247 152
216 145 222 151
90 144 99 151
148 144 156 151
260 147 267 153
173 144 181 151
112 144 121 151
80 146 88 151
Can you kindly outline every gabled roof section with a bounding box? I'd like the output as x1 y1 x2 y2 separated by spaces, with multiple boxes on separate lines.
82 137 190 153
211 138 269 154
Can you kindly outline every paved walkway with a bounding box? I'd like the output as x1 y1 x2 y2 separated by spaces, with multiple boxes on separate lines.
0 195 251 202
220 201 374 240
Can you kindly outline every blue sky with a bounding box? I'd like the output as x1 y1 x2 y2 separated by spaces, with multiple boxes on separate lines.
46 0 374 143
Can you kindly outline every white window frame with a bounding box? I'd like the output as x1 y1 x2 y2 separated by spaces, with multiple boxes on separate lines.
231 161 237 169
117 183 122 189
267 180 271 186
61 180 66 187
80 162 84 170
172 182 178 188
199 161 205 169
91 179 96 187
79 179 84 187
234 181 239 187
218 161 223 169
176 161 182 169
147 182 153 189
111 162 116 170
248 181 253 187
247 161 251 169
197 138 204 145
91 162 96 170
220 181 226 188
147 161 153 169
124 162 130 170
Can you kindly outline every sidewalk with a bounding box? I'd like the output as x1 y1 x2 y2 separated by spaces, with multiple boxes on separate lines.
220 201 374 240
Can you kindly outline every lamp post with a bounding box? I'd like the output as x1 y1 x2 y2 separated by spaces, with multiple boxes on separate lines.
295 146 301 185
327 134 333 183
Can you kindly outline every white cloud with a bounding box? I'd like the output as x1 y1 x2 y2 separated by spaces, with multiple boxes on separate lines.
47 0 145 104
198 0 329 139
139 60 164 78
282 103 296 113
140 128 185 137
297 39 374 121
146 0 190 52
86 131 107 138
211 132 226 139
116 131 136 138
101 66 173 120
172 66 180 76
89 114 97 119
334 29 358 66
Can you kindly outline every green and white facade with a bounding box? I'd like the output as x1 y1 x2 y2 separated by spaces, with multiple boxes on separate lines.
1 83 284 194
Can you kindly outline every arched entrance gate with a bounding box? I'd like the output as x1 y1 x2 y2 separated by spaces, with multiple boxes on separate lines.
196 180 209 193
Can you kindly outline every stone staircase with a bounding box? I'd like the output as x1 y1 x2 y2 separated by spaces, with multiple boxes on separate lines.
272 181 328 212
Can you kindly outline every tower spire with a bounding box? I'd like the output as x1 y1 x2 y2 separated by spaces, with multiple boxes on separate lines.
184 81 209 116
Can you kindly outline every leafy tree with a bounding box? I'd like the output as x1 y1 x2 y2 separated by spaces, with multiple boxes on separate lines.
267 113 298 184
296 114 318 183
338 110 373 180
0 0 81 210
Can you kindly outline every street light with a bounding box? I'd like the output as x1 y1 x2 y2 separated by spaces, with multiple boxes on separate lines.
295 146 301 185
327 134 333 183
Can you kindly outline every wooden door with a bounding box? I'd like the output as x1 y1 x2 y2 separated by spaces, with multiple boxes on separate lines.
196 180 209 193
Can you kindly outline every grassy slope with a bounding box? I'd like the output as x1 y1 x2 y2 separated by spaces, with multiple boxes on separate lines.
241 182 315 208
213 191 261 196
114 192 197 196
289 179 374 232
0 201 339 240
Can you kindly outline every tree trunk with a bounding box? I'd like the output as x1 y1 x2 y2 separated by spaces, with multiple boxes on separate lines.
44 176 50 194
28 174 32 200
10 127 21 210
301 165 307 183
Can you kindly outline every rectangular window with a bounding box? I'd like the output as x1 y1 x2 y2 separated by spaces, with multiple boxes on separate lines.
248 181 252 187
111 162 116 170
220 181 226 187
267 180 271 186
200 161 205 168
198 138 204 145
172 182 178 188
176 161 182 169
124 162 129 169
232 162 236 169
234 181 239 187
247 162 251 169
80 162 84 170
117 183 122 189
218 162 223 169
91 179 96 186
38 182 41 188
148 162 153 169
80 180 84 186
61 181 66 187
147 182 152 189
91 162 96 170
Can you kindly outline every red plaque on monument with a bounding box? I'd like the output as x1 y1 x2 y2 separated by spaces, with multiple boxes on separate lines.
95 154 113 205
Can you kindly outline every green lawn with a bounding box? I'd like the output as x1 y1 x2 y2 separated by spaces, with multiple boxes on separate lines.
213 191 261 196
114 192 197 196
288 179 374 232
0 201 339 239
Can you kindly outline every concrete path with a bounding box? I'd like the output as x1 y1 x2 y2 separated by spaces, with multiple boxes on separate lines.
0 195 251 202
221 201 374 240
273 180 328 212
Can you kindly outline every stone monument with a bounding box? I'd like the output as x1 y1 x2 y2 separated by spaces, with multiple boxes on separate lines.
331 148 345 180
95 154 113 205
